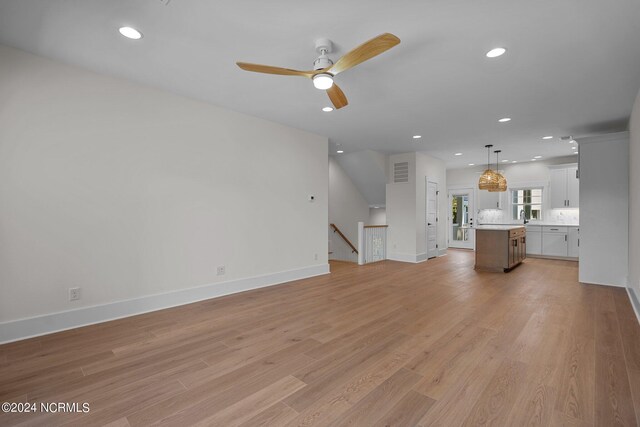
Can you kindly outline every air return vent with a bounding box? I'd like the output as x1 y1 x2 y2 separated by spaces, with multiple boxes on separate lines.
394 162 409 183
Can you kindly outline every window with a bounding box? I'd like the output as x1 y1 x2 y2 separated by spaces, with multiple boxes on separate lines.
512 188 542 220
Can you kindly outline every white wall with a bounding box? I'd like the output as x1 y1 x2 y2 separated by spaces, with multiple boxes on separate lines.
334 150 388 207
628 90 640 312
386 152 446 262
447 156 580 225
386 153 418 262
328 157 369 262
578 132 629 287
368 208 386 225
0 45 329 340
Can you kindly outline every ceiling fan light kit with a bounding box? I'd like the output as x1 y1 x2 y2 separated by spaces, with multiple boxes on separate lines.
236 33 401 110
313 73 334 90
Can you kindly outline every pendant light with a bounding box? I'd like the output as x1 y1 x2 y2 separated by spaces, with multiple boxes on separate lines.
489 150 508 192
478 144 498 190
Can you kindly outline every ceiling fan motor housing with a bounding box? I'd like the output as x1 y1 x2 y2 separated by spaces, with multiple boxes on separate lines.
314 55 333 70
314 38 334 70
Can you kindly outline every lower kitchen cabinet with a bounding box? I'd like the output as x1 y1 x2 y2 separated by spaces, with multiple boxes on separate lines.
526 225 578 260
497 224 578 260
542 227 568 257
526 226 542 255
568 227 579 258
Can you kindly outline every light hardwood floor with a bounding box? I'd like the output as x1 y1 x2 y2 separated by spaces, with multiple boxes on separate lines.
1 250 639 426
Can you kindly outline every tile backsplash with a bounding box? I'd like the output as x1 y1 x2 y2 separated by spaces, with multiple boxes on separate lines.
477 208 579 225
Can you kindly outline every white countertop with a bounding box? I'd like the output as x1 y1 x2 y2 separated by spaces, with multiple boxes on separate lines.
526 223 579 227
476 225 526 231
478 223 579 227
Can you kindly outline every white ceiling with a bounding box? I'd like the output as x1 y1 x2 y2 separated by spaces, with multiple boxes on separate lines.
1 0 639 168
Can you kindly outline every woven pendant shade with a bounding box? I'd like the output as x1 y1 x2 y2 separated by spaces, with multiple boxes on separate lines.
489 172 507 192
478 144 498 191
478 169 499 190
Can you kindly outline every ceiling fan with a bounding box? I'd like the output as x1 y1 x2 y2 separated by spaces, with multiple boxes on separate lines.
236 33 401 110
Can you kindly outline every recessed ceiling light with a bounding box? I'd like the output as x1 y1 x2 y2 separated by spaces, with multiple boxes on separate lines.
413 135 422 139
118 26 143 40
498 117 511 123
575 152 579 154
454 153 463 156
322 107 334 112
512 161 517 163
373 206 379 208
542 136 553 140
570 139 577 144
486 47 507 58
534 155 542 159
531 159 537 161
571 146 577 150
502 159 509 162
336 150 344 154
468 163 475 166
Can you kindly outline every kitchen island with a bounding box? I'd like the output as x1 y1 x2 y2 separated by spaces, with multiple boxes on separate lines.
475 225 526 272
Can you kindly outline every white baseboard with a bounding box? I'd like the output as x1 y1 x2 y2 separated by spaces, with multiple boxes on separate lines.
387 252 440 263
387 252 427 263
387 252 417 263
581 280 627 288
627 287 640 325
0 264 330 344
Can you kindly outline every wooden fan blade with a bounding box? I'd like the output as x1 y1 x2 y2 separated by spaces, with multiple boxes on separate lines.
328 33 400 75
236 62 315 78
327 84 348 109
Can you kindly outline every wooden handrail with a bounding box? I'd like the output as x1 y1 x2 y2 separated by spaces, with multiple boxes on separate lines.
364 225 389 228
329 223 358 254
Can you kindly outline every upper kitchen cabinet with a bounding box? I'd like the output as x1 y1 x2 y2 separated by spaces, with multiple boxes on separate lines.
477 189 502 210
549 165 579 208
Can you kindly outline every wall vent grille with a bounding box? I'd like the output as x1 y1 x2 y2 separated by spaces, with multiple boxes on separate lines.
394 162 409 183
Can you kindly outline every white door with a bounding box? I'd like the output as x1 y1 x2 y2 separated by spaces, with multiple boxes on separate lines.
426 180 438 259
448 188 474 249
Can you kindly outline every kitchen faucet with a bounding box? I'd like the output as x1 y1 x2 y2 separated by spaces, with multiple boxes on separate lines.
520 209 529 224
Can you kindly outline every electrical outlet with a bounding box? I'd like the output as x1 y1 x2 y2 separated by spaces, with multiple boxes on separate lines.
217 266 226 276
69 287 81 301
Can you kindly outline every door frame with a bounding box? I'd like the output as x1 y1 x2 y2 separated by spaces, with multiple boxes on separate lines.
447 187 475 250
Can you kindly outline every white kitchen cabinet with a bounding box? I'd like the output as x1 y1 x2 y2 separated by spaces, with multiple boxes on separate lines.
477 190 501 210
542 226 568 257
526 226 542 255
567 167 579 208
549 166 579 209
568 227 579 258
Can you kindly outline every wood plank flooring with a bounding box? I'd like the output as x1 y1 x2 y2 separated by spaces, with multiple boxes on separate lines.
1 250 639 426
